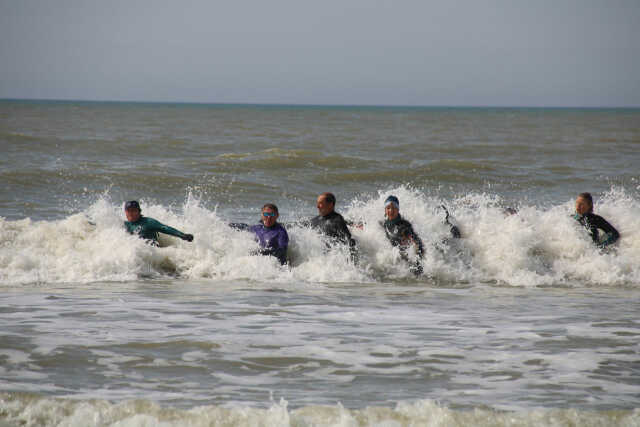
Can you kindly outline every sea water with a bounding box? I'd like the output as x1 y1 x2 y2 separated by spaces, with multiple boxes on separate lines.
1 100 639 426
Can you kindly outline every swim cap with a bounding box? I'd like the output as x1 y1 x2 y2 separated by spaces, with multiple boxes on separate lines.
124 200 141 210
384 195 399 209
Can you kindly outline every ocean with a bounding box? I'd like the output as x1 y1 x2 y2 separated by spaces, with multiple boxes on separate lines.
1 99 639 426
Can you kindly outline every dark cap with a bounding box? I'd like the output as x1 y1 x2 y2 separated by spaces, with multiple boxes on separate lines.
124 200 141 210
384 195 399 208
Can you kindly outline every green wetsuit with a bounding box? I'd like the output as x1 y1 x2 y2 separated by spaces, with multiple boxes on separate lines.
124 216 188 244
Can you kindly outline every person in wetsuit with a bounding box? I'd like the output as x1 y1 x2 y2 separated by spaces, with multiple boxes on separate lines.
297 192 357 263
381 195 424 276
229 203 289 265
573 192 619 249
123 200 193 246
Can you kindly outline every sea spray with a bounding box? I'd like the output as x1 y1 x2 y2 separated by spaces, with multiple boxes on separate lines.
1 187 639 287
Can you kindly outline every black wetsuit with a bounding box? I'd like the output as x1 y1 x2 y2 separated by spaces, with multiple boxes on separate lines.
381 215 424 275
574 213 620 248
304 211 358 262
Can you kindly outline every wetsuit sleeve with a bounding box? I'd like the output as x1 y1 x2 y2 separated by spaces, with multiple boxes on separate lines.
284 219 311 229
229 223 250 231
412 232 424 257
592 215 620 248
402 222 424 257
340 221 358 264
440 205 461 238
147 218 187 239
257 247 286 265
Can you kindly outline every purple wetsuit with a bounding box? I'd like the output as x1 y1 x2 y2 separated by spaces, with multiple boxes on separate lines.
231 222 289 264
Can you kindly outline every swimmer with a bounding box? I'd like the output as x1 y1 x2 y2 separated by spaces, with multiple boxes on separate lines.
573 192 619 249
296 192 358 263
229 203 289 265
381 196 424 276
123 200 193 246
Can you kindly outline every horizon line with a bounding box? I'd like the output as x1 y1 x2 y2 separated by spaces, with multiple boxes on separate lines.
1 97 639 110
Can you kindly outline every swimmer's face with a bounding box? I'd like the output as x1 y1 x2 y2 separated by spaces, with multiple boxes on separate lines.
385 203 399 220
125 207 141 222
261 207 278 227
317 195 334 217
575 196 592 215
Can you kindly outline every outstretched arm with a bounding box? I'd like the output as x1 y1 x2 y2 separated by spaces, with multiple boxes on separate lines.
441 205 461 238
148 218 193 241
229 223 250 231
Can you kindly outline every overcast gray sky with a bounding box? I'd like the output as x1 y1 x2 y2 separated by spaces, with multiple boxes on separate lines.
1 0 638 106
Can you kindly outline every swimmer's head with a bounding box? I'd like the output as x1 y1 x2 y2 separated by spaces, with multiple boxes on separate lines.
384 195 400 220
317 192 336 217
261 203 279 227
575 192 593 215
124 200 141 222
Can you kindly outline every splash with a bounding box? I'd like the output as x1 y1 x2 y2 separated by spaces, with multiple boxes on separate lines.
1 187 638 287
1 393 638 427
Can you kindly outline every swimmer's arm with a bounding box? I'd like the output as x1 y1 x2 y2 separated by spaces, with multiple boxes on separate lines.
229 223 250 231
259 247 288 265
148 218 189 239
440 205 461 238
594 216 620 247
346 220 364 230
283 219 311 229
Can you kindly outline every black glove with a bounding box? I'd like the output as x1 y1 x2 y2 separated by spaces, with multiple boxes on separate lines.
182 234 194 242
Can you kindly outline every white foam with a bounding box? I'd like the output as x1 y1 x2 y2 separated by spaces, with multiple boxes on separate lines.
1 393 638 427
1 187 638 287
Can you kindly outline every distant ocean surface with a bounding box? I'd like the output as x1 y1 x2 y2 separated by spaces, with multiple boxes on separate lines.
1 100 639 426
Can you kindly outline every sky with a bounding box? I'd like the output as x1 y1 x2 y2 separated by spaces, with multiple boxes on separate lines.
1 0 639 107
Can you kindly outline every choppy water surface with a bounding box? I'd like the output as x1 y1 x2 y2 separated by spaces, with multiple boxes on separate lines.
1 101 639 426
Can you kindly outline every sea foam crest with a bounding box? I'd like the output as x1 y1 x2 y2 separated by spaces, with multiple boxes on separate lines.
1 393 638 427
0 187 638 287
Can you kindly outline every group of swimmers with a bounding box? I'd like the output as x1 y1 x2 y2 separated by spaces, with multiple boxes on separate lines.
123 191 620 274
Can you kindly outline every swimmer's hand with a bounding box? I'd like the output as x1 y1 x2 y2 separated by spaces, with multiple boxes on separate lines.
182 234 194 242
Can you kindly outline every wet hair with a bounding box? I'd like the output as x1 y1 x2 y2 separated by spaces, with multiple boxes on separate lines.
577 192 593 211
320 192 336 205
262 203 278 214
